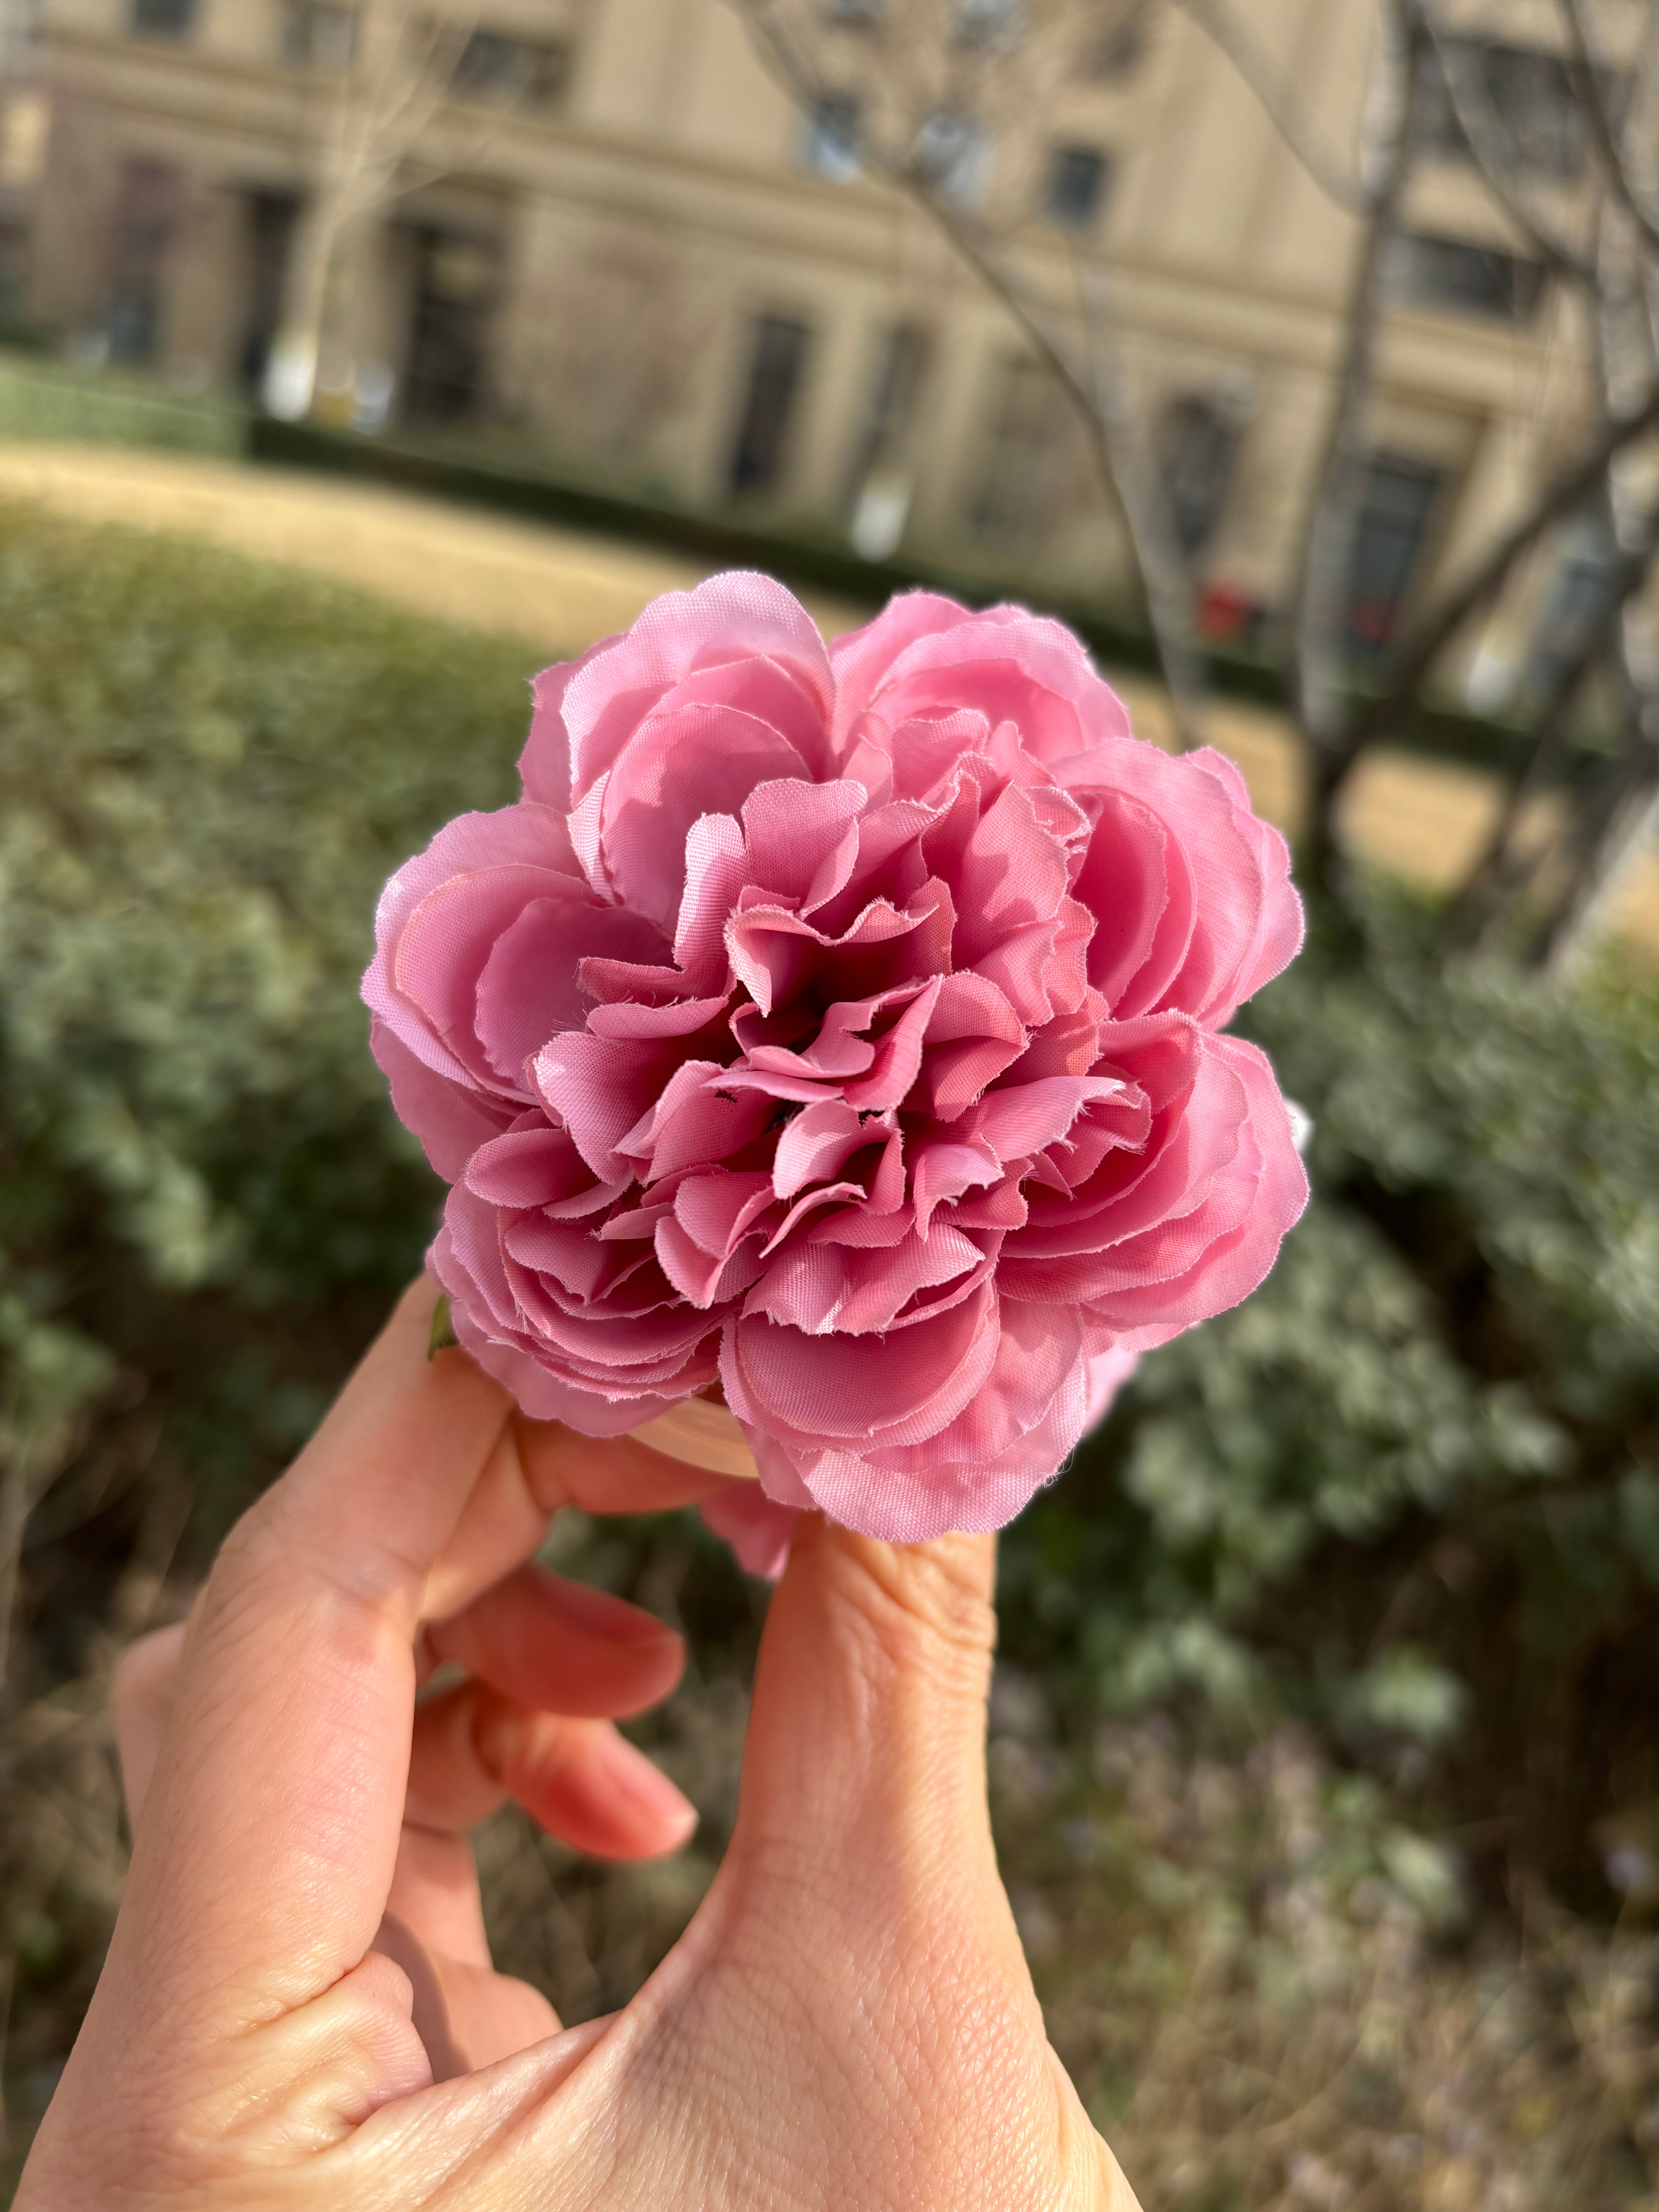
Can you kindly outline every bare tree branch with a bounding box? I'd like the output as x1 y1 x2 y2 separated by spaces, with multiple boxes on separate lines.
1455 516 1652 946
264 0 481 418
890 180 1210 746
1536 696 1659 966
731 0 1212 747
735 0 1659 949
1290 0 1425 864
1348 377 1659 756
1559 0 1659 256
1421 5 1595 276
1167 0 1365 215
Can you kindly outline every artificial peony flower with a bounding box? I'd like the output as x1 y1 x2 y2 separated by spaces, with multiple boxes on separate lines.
364 574 1307 1552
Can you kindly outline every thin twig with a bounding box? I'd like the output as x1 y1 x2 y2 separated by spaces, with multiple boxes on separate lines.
1167 0 1365 214
915 189 1210 744
1348 378 1659 751
732 0 1212 746
1421 5 1594 276
1290 0 1425 874
1559 0 1659 257
1455 521 1652 946
1534 640 1659 967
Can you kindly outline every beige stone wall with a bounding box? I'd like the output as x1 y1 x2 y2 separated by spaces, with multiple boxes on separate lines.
21 0 1628 664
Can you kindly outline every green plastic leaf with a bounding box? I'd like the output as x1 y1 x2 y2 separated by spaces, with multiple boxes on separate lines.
428 1292 459 1358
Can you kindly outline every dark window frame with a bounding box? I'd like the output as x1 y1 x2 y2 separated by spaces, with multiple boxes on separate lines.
280 0 354 69
1390 231 1549 323
402 223 502 425
845 319 932 500
728 311 813 499
1042 143 1111 232
1520 513 1625 704
969 350 1078 547
1156 392 1239 559
1343 452 1448 659
914 109 992 207
452 29 573 108
130 0 197 40
801 92 861 181
1418 37 1588 182
105 155 181 366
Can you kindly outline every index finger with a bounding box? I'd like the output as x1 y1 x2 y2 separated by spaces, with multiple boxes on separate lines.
419 1413 755 1624
104 1281 748 2043
103 1278 509 2040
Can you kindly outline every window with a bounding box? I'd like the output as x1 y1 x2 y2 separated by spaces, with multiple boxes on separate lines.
1344 455 1444 658
1156 394 1237 558
848 321 931 481
728 313 812 497
1521 516 1625 702
404 227 500 423
237 191 298 391
453 31 572 107
915 111 993 208
106 158 180 364
846 322 932 555
1389 232 1548 322
281 1 352 69
131 0 196 38
1419 40 1587 180
801 94 860 182
1042 145 1111 232
1086 11 1146 79
970 354 1079 546
955 0 1020 48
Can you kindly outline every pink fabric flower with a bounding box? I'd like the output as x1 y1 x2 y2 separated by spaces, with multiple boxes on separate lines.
364 574 1307 1553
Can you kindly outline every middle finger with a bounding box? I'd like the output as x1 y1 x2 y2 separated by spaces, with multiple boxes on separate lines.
408 1682 696 1858
420 1412 749 1626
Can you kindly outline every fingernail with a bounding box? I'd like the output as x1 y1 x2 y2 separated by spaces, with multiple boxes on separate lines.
589 1730 698 1836
541 1568 681 1648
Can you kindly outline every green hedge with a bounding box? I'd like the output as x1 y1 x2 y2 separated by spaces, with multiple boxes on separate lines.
250 414 1603 785
0 352 246 455
1002 906 1659 1905
2 501 1657 2128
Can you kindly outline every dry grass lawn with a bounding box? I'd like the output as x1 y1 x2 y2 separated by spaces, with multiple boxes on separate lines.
0 439 1652 952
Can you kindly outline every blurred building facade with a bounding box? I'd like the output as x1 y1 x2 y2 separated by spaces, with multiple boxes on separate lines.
4 0 1633 678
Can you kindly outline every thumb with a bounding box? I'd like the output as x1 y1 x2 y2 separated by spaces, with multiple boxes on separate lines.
731 1515 1012 1927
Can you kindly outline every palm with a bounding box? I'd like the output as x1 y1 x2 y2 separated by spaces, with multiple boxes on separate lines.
21 1286 1135 2212
389 1520 1133 2210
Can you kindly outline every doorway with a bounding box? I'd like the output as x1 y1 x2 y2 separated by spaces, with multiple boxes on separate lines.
727 312 811 497
403 226 500 422
1344 454 1446 658
237 190 297 392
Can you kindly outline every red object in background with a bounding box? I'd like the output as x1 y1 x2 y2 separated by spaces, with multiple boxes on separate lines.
1197 582 1261 645
1347 597 1396 647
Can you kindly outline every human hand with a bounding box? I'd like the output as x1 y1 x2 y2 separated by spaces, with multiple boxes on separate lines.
18 1279 1138 2210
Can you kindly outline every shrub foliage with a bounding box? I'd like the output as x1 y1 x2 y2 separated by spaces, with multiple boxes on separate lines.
2 504 1657 2199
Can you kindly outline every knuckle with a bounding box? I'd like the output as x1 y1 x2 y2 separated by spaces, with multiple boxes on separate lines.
816 1523 998 1690
111 1624 176 1711
206 1489 286 1596
207 1483 414 1630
